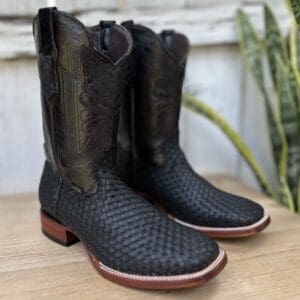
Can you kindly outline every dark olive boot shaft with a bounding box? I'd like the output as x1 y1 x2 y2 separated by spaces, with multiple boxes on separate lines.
34 8 131 193
34 8 225 287
118 22 270 237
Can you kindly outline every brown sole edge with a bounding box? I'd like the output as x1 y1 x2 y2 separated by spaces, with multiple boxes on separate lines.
41 210 227 290
89 249 227 290
172 213 271 238
139 192 271 239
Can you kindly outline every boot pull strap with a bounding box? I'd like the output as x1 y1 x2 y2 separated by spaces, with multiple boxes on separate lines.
36 6 59 102
37 7 57 56
121 20 134 27
99 20 116 51
161 30 175 50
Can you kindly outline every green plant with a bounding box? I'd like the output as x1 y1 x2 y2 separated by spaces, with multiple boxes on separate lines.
182 0 300 213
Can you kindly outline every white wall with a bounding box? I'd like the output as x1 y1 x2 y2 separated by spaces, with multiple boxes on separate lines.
0 0 289 194
0 60 44 194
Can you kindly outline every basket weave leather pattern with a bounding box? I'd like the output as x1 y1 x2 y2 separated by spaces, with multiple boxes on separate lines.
39 152 219 276
131 143 264 228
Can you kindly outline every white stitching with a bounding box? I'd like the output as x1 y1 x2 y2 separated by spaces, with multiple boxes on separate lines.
98 249 225 281
173 211 269 232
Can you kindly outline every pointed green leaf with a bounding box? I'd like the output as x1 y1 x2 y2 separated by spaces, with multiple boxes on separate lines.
276 54 300 201
276 55 299 148
266 101 283 166
264 4 288 85
236 10 283 166
277 117 289 179
288 66 300 110
297 178 300 212
289 21 300 73
236 10 265 93
279 177 296 212
290 0 300 25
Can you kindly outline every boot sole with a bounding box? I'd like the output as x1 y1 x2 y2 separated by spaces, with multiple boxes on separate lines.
139 192 271 239
40 210 227 289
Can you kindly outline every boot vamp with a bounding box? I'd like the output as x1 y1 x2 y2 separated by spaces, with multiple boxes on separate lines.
134 143 264 228
55 153 219 276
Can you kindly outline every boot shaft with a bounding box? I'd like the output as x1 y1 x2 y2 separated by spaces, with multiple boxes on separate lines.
119 22 190 166
33 8 132 192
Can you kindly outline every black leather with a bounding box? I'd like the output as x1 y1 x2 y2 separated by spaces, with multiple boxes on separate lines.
118 23 189 166
36 8 220 276
117 22 265 228
40 152 219 276
33 7 59 172
129 142 264 227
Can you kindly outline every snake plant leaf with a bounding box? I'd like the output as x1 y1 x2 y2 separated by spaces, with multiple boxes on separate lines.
297 178 300 211
289 0 300 25
236 9 282 167
276 55 299 151
289 22 300 74
279 177 296 211
266 101 284 166
234 4 300 212
276 54 300 200
277 123 288 181
182 94 275 198
236 10 265 92
288 67 300 111
264 4 289 85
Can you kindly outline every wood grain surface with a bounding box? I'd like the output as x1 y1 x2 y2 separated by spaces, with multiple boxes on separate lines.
1 176 300 299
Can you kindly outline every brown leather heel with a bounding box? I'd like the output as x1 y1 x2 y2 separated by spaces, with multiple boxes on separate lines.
41 211 79 246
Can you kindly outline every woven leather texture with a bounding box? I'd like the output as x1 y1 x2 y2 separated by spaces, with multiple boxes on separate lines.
36 9 221 278
39 152 219 276
130 143 264 228
36 9 220 278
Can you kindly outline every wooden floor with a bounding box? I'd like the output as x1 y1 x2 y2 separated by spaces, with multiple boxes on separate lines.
1 176 300 300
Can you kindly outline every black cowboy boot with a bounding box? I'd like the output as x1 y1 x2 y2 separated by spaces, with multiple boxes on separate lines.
117 21 270 239
34 8 227 289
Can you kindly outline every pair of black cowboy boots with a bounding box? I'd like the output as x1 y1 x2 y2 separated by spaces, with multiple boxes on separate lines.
34 7 270 289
